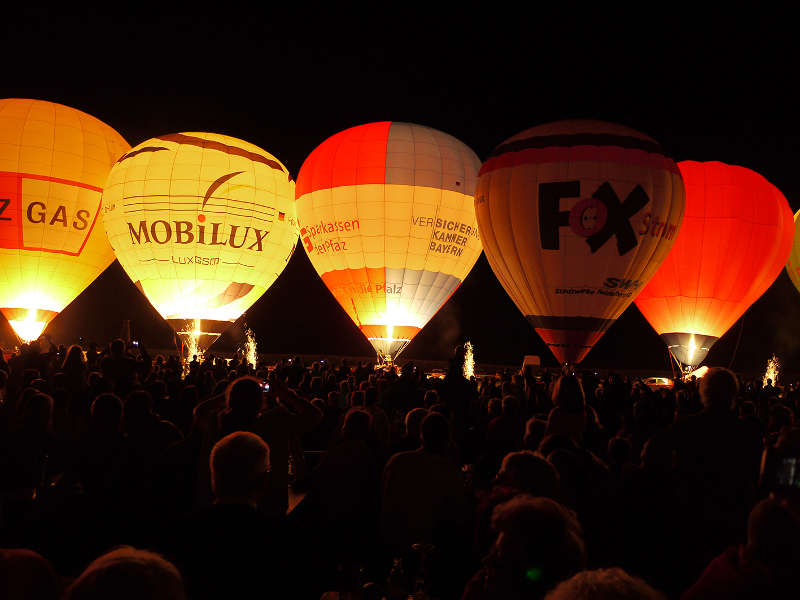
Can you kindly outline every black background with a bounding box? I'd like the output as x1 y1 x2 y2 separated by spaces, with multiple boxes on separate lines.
2 8 797 374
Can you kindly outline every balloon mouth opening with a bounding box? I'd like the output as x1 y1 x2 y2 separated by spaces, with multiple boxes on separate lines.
368 336 412 365
9 317 47 343
661 332 718 368
169 318 228 373
1 307 57 343
360 323 419 365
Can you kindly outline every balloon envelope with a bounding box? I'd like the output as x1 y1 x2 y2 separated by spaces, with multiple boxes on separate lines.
102 132 298 350
295 121 483 362
785 209 800 295
635 161 794 367
475 120 685 364
0 98 129 341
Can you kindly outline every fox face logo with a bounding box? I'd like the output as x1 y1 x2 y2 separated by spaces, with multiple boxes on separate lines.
539 181 649 256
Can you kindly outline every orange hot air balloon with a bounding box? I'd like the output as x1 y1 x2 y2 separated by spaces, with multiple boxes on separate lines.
0 98 129 342
475 120 685 365
295 122 483 363
635 161 794 367
785 209 800 295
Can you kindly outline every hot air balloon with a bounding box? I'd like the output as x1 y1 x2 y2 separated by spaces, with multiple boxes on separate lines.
785 209 800 295
102 133 298 354
475 120 685 365
295 121 483 364
635 161 793 368
0 98 130 342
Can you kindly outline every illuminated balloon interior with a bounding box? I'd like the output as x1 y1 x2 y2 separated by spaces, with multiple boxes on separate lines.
295 121 483 364
0 98 130 343
475 120 685 364
635 161 794 368
102 132 298 357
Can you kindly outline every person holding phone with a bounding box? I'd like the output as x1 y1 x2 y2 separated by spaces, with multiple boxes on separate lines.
254 380 323 518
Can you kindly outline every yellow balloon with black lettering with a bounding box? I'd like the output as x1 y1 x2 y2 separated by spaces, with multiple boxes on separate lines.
102 133 298 352
0 98 130 342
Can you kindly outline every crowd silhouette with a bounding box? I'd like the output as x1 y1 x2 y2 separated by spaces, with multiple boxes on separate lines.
2 337 800 598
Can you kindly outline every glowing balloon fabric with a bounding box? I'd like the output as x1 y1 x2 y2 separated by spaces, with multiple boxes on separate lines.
476 120 685 364
102 132 298 350
785 209 800 295
295 122 482 363
0 98 130 341
635 161 794 367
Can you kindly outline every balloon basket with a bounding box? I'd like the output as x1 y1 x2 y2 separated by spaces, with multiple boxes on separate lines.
369 336 411 368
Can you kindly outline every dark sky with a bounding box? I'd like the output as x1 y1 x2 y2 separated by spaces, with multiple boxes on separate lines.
2 9 798 373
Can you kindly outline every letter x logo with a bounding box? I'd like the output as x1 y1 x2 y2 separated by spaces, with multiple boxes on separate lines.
0 198 10 221
586 183 649 255
538 181 649 256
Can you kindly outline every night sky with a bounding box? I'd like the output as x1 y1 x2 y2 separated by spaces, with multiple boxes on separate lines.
2 9 798 373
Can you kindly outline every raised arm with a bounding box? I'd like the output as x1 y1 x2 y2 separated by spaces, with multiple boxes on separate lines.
273 385 323 433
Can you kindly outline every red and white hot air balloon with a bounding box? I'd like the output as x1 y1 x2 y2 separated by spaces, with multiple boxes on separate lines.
295 121 483 363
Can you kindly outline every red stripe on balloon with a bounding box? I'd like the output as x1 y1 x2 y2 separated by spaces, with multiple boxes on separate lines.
296 121 392 198
478 146 679 177
535 328 607 365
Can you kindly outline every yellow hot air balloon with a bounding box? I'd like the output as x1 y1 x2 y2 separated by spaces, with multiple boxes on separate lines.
102 133 298 353
475 120 685 365
295 121 483 363
0 98 130 342
786 209 800 295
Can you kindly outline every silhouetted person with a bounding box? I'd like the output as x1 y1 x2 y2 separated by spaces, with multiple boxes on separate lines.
100 339 138 396
0 391 57 491
64 547 185 600
381 412 468 552
462 495 586 600
0 548 59 600
392 407 428 454
683 497 800 598
666 368 763 569
311 409 385 562
171 431 285 600
761 378 777 401
487 395 525 455
75 392 128 504
546 375 599 442
218 376 263 437
474 451 560 558
546 567 666 599
60 344 87 401
364 386 390 444
254 381 322 516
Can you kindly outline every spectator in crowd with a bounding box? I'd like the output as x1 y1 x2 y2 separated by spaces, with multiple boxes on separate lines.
381 412 469 552
170 431 284 600
255 381 322 517
545 567 666 599
392 407 428 455
462 495 586 600
63 547 184 600
666 368 763 570
0 548 59 600
683 496 800 598
546 374 599 442
473 451 560 558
